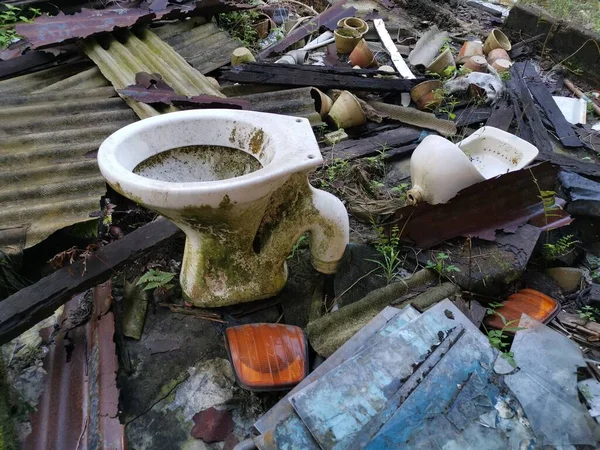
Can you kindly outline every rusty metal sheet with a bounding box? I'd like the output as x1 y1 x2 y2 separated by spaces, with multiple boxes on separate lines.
258 0 356 58
0 86 137 252
118 72 250 109
24 282 125 449
16 0 244 49
392 162 560 249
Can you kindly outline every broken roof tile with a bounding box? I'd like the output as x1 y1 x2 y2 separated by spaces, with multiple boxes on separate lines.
82 28 224 119
0 86 137 252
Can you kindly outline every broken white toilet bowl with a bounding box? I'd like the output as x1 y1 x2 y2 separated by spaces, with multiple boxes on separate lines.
98 110 350 307
407 127 539 205
457 126 539 179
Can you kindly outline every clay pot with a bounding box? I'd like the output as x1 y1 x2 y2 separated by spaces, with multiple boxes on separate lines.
231 47 256 66
426 48 455 75
457 40 483 64
349 39 376 68
311 88 334 117
410 80 443 111
252 17 271 40
337 17 369 35
327 90 366 129
468 83 486 99
463 55 488 73
483 28 511 54
546 267 584 294
487 48 510 65
334 28 361 55
376 65 397 79
492 59 512 73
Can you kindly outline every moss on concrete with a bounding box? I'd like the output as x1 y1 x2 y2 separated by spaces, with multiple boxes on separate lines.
307 269 439 357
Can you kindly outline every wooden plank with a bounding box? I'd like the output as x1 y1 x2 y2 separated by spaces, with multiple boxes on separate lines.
0 218 181 344
221 63 422 93
322 127 421 161
517 62 583 148
452 105 493 127
508 66 600 176
485 98 514 130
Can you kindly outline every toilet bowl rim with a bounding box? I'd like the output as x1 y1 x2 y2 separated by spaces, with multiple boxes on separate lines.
97 110 322 196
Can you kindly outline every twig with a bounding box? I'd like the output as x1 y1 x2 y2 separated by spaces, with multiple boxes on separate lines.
332 267 380 304
275 0 318 16
564 78 600 116
159 303 226 323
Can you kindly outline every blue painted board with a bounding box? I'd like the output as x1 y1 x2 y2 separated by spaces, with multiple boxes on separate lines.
290 300 487 450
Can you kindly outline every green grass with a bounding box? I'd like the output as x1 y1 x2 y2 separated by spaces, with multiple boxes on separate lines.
520 0 600 33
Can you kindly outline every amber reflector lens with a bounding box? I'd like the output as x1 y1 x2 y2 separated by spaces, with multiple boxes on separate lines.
484 288 559 332
225 323 308 390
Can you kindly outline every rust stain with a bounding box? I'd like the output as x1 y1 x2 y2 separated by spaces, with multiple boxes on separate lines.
24 281 125 450
391 162 562 249
16 0 248 49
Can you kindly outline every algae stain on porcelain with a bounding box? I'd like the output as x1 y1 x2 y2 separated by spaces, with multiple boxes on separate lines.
133 145 262 182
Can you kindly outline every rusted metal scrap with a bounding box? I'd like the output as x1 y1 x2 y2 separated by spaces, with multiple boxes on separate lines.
118 72 251 109
16 0 246 49
393 162 561 249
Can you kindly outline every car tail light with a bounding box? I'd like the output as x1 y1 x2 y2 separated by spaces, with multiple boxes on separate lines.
225 323 308 391
484 288 559 332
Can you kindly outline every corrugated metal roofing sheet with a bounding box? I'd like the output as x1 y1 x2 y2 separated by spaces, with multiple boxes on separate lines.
24 282 125 450
0 61 97 94
236 87 322 125
162 21 241 74
82 27 224 119
0 86 137 252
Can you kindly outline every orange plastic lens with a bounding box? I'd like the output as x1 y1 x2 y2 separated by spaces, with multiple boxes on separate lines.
485 288 559 332
225 323 308 390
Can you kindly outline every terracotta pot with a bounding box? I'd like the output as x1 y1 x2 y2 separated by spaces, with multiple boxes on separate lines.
349 39 376 68
410 80 443 111
252 17 271 40
426 48 455 75
484 289 559 332
334 28 361 55
337 17 369 36
376 65 397 79
457 40 483 64
326 90 366 129
468 83 486 99
463 55 488 73
487 48 510 65
483 28 511 54
492 58 512 73
311 88 334 117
